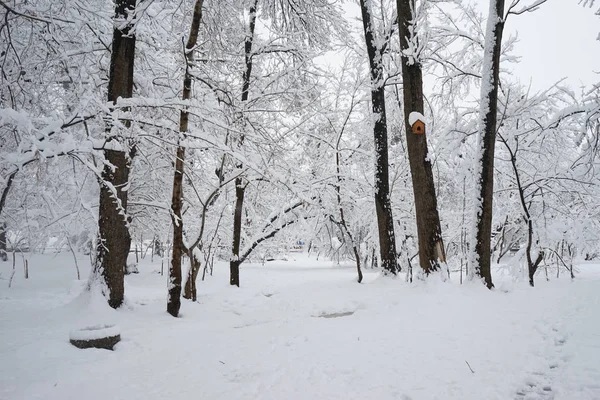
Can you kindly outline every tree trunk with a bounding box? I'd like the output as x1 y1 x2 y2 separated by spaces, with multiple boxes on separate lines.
96 150 133 308
230 179 245 286
0 169 16 262
93 0 138 309
0 170 16 221
168 146 185 317
472 0 504 289
335 146 363 283
183 250 201 301
0 221 6 262
167 0 204 316
397 0 445 274
359 0 399 275
0 168 16 263
229 0 258 287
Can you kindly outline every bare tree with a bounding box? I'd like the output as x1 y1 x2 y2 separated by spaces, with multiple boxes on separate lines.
167 0 205 317
229 0 259 287
470 0 552 288
469 0 505 289
358 0 400 275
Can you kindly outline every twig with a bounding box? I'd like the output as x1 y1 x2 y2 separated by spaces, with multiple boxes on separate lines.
465 360 475 373
0 0 74 24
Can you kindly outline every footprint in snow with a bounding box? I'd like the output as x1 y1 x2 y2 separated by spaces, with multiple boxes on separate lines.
515 379 554 400
515 326 569 399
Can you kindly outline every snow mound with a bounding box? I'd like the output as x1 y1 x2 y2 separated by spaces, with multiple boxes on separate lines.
69 324 120 341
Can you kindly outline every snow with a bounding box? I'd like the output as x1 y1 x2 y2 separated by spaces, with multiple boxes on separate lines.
408 111 426 126
1 253 600 399
69 324 120 341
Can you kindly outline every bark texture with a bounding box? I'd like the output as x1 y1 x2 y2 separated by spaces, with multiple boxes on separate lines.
96 150 132 309
168 0 204 317
168 146 185 316
0 170 16 262
183 250 201 300
474 0 505 289
230 0 258 287
230 181 246 286
94 0 137 309
359 0 399 275
0 221 6 261
397 0 445 274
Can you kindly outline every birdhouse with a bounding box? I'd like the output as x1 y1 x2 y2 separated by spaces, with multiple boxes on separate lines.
411 119 425 135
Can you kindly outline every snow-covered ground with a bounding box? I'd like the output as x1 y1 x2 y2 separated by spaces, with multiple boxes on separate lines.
1 253 599 400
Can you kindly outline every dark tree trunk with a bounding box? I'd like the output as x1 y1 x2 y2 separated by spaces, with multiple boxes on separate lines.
96 149 133 309
94 0 138 308
229 0 257 287
359 0 399 275
0 170 16 219
397 0 445 274
473 0 505 289
168 0 204 316
0 221 7 262
0 170 16 262
230 180 245 287
526 227 543 287
168 146 185 317
183 250 201 301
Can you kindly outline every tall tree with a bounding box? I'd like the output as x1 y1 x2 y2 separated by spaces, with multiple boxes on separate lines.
229 0 258 287
167 0 205 317
93 0 138 308
397 0 445 274
469 0 505 289
359 0 400 275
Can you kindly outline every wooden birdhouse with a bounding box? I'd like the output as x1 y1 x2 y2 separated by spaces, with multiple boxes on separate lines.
411 119 425 135
408 111 426 135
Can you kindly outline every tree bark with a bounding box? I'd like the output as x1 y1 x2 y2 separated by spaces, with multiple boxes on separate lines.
230 180 246 286
93 0 138 309
168 146 185 316
359 0 399 275
472 0 505 289
0 221 7 262
183 249 201 300
96 149 132 309
0 170 16 262
168 0 204 316
397 0 445 274
230 0 258 287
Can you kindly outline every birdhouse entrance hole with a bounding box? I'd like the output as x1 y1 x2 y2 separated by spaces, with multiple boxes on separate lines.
412 120 425 135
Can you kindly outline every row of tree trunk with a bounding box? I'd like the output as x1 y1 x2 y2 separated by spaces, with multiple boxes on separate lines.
358 0 446 279
90 0 513 312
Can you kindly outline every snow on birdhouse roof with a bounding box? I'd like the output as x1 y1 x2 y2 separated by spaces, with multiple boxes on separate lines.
408 111 426 126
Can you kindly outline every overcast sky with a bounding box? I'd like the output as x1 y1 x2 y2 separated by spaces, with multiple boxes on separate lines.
472 0 598 91
340 1 598 92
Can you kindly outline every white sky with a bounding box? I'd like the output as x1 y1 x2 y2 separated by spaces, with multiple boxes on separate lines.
472 0 599 91
340 1 598 92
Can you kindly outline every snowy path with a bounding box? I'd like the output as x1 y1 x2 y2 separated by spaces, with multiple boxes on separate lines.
1 254 599 400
